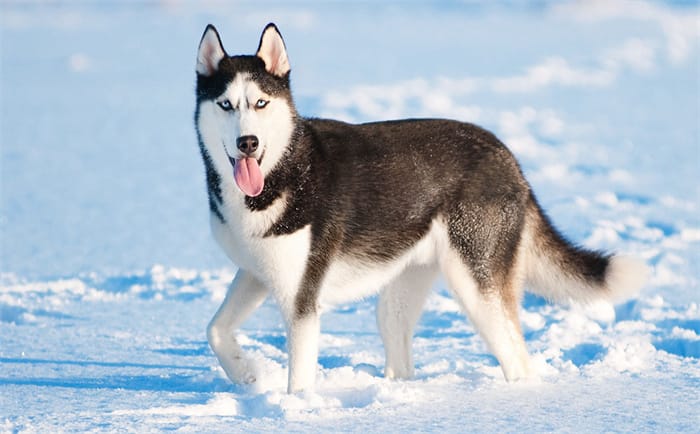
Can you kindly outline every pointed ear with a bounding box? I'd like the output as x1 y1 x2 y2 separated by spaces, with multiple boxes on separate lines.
197 25 226 76
256 23 290 77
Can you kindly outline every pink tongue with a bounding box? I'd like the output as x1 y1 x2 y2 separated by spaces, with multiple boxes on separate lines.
233 158 264 197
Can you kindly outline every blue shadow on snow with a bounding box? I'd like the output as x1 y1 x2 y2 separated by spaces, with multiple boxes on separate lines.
654 339 700 359
0 357 234 393
0 374 223 393
153 342 211 357
562 343 607 367
0 357 209 372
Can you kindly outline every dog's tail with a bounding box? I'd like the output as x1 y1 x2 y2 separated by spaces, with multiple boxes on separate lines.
521 192 648 305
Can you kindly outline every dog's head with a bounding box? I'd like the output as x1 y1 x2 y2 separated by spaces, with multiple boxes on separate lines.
195 24 295 197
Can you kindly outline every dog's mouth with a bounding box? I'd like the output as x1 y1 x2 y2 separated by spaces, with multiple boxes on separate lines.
228 150 265 197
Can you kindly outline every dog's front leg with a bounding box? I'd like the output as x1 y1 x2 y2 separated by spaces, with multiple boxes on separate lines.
286 309 321 393
283 248 331 393
207 270 269 384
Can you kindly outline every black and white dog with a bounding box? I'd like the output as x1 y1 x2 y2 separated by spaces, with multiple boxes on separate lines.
194 23 647 393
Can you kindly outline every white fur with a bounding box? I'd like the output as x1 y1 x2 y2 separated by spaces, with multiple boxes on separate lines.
605 255 650 302
207 271 268 384
287 313 321 392
210 188 311 312
377 265 437 379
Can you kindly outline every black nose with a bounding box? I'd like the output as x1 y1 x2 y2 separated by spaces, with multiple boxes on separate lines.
236 135 259 155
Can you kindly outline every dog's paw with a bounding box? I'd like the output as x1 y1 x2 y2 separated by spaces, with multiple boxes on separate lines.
238 370 257 385
219 356 258 385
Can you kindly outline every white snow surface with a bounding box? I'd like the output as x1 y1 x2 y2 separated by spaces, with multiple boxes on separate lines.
1 1 699 432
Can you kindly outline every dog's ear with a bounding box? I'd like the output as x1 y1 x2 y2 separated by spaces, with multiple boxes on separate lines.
256 23 290 77
197 25 226 76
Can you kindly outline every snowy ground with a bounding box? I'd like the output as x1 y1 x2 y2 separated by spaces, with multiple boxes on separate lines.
1 1 699 432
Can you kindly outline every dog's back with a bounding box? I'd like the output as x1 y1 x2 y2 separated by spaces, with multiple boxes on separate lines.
292 118 528 262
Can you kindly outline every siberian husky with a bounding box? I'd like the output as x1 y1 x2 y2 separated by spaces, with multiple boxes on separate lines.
194 23 648 393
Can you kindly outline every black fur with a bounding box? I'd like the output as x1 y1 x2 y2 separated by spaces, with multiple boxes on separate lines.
264 119 529 264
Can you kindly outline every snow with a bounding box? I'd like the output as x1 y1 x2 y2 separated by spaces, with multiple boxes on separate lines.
1 1 699 432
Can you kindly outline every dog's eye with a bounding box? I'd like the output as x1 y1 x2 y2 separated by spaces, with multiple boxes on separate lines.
255 99 269 109
217 100 233 111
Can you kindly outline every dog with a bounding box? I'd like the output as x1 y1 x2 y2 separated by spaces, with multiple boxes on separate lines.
194 23 648 393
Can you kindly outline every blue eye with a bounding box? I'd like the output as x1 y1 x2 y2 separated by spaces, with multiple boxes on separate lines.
217 100 233 111
255 99 269 109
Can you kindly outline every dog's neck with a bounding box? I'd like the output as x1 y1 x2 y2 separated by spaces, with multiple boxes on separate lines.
244 119 313 216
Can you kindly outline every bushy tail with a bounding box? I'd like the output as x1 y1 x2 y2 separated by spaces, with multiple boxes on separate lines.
522 193 648 305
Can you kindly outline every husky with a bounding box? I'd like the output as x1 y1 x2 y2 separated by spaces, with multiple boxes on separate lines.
194 23 648 393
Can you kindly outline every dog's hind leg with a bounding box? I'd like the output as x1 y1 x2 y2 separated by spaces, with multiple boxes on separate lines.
207 270 269 384
377 265 436 379
440 245 534 382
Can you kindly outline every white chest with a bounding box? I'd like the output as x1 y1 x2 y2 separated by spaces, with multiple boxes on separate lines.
211 191 311 297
